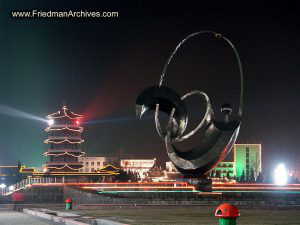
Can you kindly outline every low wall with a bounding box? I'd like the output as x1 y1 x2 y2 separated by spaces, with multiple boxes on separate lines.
2 186 300 208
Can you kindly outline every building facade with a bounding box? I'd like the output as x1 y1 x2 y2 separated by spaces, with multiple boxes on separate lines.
120 159 156 178
0 165 23 186
166 161 177 173
78 156 119 172
210 148 235 179
166 144 262 180
234 144 262 179
209 144 262 180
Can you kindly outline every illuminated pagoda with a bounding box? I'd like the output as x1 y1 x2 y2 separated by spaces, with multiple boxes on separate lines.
44 106 85 172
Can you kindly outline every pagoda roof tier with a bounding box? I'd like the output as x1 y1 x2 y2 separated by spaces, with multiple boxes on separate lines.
46 106 82 120
44 138 84 144
45 162 84 170
44 151 85 157
45 126 83 132
46 162 83 165
46 149 84 153
46 136 83 141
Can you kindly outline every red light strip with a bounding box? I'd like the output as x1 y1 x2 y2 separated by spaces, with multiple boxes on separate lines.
213 183 300 187
24 182 190 186
212 186 300 190
82 186 195 190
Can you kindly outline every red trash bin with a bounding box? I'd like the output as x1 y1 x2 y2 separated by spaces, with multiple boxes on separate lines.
65 198 73 210
215 203 240 225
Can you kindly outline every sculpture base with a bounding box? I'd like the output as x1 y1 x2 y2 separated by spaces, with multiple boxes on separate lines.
177 176 212 192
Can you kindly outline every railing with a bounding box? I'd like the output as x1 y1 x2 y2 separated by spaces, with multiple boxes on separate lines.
1 177 60 196
1 178 193 196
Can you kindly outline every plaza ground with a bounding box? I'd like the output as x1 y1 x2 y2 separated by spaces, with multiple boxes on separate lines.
72 207 300 225
0 211 57 225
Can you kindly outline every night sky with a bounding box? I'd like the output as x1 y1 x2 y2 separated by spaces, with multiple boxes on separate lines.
0 1 299 174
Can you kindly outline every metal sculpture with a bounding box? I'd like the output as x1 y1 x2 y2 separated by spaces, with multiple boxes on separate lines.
136 31 244 177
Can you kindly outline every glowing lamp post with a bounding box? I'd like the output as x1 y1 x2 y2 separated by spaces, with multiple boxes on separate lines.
0 184 6 195
9 185 15 191
274 164 288 185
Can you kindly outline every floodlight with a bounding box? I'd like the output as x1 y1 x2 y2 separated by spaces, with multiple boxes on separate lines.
274 163 288 185
48 119 54 126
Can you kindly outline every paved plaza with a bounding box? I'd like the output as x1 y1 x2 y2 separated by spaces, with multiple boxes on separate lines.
0 211 57 225
1 206 300 224
72 207 300 225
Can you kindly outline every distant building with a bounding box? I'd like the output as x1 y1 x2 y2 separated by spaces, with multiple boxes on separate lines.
211 150 235 179
166 161 177 173
165 144 263 181
166 154 235 179
78 156 119 172
120 159 156 178
0 164 23 186
210 144 262 180
234 144 262 179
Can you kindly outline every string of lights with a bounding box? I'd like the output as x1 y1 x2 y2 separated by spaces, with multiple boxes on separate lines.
45 126 83 132
44 138 84 144
43 151 85 157
46 163 83 171
82 186 196 191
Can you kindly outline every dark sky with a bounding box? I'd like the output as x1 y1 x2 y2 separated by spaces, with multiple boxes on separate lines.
0 1 299 174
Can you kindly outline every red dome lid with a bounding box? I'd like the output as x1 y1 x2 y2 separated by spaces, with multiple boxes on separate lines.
215 203 240 218
65 198 73 203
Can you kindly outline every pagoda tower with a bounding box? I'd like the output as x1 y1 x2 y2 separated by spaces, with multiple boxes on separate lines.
44 106 85 172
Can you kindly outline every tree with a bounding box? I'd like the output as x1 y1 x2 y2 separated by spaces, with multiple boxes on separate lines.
127 170 140 182
256 172 264 183
264 170 273 184
249 168 255 182
215 170 221 178
289 175 300 184
116 170 129 182
226 171 231 180
239 170 246 183
233 175 237 182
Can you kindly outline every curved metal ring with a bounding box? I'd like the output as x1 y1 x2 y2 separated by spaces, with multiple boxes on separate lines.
175 90 211 142
154 90 212 142
158 30 244 118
